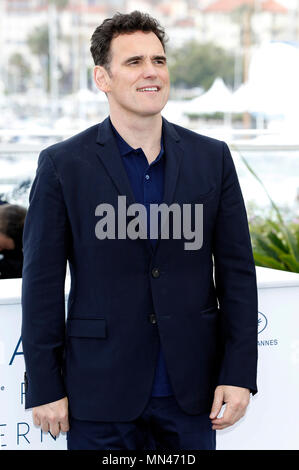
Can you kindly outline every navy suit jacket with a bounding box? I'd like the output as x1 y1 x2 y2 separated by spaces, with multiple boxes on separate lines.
21 116 258 421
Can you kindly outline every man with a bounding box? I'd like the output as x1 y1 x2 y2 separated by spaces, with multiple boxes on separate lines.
21 11 258 450
0 203 27 279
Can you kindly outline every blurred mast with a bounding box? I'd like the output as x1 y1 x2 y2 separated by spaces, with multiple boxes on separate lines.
242 1 256 129
79 0 87 92
72 0 88 120
48 1 59 120
0 0 6 93
72 0 80 93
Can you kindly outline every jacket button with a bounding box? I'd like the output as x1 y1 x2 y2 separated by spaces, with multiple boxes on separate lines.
151 267 160 278
149 314 157 324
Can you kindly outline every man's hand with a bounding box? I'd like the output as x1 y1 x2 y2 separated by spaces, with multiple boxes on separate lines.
209 385 250 430
32 396 69 437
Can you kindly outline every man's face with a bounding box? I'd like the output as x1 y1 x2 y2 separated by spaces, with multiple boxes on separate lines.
96 30 170 118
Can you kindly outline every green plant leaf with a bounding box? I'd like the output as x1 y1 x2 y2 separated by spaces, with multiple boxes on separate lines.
232 148 285 227
279 254 299 272
253 252 286 270
267 231 289 254
266 219 283 233
284 226 299 263
232 146 299 267
253 234 280 261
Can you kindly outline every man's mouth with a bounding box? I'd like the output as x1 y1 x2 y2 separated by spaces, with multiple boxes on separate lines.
136 86 160 92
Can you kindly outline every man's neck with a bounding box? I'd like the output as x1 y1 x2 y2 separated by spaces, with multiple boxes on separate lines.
109 111 163 155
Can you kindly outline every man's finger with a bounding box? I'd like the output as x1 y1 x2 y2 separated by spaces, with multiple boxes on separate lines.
49 422 60 438
60 419 70 432
212 423 228 430
211 402 242 428
33 414 41 427
41 417 49 434
57 410 69 432
209 388 224 419
211 406 234 425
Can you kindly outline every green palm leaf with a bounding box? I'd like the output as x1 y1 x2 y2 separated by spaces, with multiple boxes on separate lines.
253 234 280 260
253 253 286 270
279 254 299 272
231 145 299 269
267 232 289 255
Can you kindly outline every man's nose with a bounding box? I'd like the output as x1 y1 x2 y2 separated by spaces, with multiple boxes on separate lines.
141 60 158 78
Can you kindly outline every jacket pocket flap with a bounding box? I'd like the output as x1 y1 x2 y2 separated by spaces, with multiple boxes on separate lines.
66 318 106 338
200 305 219 315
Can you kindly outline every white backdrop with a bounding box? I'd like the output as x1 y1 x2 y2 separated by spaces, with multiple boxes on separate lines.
0 267 299 450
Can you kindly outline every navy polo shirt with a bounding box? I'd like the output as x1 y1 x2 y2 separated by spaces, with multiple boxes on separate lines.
109 117 173 397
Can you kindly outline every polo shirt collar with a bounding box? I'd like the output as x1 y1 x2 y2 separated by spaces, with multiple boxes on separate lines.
109 116 164 158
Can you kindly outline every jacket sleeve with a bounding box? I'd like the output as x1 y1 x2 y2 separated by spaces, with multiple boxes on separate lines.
21 149 69 409
212 142 258 395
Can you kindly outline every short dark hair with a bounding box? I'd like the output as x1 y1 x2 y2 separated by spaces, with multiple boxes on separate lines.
90 10 167 74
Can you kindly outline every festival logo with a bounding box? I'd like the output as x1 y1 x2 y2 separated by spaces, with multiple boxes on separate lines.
258 311 268 334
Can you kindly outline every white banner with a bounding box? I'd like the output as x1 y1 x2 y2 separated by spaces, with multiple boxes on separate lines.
217 267 299 450
0 285 67 450
0 267 299 450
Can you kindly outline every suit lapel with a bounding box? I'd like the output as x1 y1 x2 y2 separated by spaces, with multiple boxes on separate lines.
95 115 183 253
161 116 182 206
152 117 183 253
96 116 136 207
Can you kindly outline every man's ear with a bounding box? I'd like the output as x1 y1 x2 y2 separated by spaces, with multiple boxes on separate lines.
93 65 111 93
